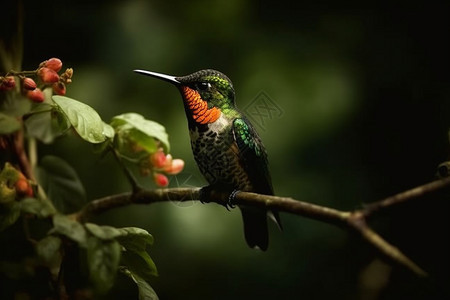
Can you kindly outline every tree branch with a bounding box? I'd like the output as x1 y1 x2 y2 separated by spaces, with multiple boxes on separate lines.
73 177 450 278
361 177 450 217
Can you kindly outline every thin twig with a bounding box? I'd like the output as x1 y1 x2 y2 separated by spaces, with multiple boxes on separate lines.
110 148 140 193
12 125 35 180
361 177 450 217
27 137 37 174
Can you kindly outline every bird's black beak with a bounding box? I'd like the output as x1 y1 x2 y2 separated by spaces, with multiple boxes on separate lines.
134 69 180 85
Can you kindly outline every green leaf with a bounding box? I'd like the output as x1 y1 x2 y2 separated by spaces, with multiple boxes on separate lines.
0 162 19 204
0 202 21 231
0 162 20 183
51 214 87 246
0 181 16 204
121 250 158 282
92 122 115 155
24 103 70 144
112 130 150 161
122 268 159 300
36 155 86 213
116 227 154 251
0 112 21 134
117 227 157 281
102 122 115 140
87 236 121 294
111 113 170 152
20 197 57 218
85 223 122 240
127 128 159 153
52 95 108 144
35 235 62 278
35 236 62 267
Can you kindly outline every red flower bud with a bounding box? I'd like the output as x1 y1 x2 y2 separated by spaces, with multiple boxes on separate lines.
150 150 167 168
4 76 15 88
52 82 66 95
0 76 16 90
38 67 59 84
44 58 62 72
27 88 45 103
154 173 169 187
22 77 37 90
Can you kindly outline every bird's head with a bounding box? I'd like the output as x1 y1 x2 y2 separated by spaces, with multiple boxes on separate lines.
135 69 236 125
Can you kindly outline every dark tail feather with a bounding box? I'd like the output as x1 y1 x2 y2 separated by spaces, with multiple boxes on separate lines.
268 210 283 231
240 207 269 251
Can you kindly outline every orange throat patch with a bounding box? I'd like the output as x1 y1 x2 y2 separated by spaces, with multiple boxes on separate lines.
181 86 221 124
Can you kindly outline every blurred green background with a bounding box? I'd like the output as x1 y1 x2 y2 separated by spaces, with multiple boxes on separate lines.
6 0 450 299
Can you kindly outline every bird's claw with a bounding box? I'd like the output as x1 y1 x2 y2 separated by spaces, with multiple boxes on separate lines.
199 185 218 204
199 186 210 204
226 189 240 210
199 186 240 210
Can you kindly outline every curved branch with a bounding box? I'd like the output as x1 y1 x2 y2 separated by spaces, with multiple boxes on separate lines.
73 177 450 278
361 177 450 217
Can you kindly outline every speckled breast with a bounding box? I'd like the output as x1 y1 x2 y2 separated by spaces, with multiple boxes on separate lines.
189 117 253 191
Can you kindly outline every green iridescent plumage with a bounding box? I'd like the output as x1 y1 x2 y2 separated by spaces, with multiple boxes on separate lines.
135 69 281 250
232 118 273 195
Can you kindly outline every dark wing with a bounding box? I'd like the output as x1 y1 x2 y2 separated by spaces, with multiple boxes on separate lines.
232 117 274 195
232 117 281 250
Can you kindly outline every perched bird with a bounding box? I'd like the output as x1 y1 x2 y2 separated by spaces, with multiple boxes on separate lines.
135 69 281 250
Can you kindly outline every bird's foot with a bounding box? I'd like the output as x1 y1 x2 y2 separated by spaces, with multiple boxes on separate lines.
227 189 240 210
199 186 240 210
199 185 214 204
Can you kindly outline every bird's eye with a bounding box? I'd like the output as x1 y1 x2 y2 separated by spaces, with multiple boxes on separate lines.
197 82 211 91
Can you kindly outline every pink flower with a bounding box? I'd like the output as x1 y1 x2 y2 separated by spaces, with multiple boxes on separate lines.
154 173 169 187
150 149 167 168
164 159 185 175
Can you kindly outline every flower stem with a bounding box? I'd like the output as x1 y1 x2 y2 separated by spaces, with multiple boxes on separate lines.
111 147 140 193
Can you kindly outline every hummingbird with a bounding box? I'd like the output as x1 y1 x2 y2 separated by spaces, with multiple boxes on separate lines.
134 69 281 250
